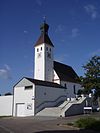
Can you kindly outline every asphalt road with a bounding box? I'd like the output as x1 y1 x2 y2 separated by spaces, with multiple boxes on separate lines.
0 113 100 133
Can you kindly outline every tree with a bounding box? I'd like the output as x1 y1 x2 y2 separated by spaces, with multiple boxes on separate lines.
81 55 100 96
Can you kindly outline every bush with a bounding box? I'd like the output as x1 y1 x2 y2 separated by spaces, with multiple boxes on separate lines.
5 92 12 96
75 117 100 131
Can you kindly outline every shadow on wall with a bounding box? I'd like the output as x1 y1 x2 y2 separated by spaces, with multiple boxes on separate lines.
35 129 96 133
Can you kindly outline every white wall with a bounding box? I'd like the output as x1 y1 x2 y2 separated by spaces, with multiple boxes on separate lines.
45 44 54 82
34 43 54 82
61 81 82 98
0 95 13 116
13 78 35 117
35 85 67 113
34 44 45 80
53 70 60 84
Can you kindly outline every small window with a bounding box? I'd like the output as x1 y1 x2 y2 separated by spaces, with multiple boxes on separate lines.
41 47 42 51
64 83 67 88
37 53 41 58
44 92 46 95
37 48 39 52
25 85 33 90
46 47 48 51
73 85 76 94
47 52 51 58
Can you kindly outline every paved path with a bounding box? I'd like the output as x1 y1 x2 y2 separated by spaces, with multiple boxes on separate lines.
0 113 100 133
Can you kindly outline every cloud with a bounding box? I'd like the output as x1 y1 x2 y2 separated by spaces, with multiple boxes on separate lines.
55 24 66 33
0 65 12 80
55 54 69 63
24 30 28 34
84 4 98 19
71 28 79 38
36 0 42 6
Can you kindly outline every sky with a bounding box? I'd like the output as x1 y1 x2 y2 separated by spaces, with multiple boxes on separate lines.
0 0 100 94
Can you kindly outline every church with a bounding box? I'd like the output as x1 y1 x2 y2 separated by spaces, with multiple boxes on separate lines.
0 22 85 117
12 21 84 117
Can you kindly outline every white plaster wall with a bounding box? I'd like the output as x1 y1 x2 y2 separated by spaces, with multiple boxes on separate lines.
0 95 13 116
34 43 53 82
13 81 35 117
53 70 60 84
34 44 45 80
45 44 54 82
61 81 82 98
35 85 67 113
15 78 34 87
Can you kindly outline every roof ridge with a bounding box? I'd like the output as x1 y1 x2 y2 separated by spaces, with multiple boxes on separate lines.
54 61 72 68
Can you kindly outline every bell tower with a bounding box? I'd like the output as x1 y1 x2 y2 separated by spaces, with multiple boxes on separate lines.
34 21 54 82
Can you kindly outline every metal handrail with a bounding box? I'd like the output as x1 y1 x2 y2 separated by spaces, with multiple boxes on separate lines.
36 95 66 109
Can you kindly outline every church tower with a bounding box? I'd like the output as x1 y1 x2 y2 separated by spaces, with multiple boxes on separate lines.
34 22 54 82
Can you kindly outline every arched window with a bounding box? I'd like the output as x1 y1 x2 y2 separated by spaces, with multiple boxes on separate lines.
37 48 39 52
41 47 42 51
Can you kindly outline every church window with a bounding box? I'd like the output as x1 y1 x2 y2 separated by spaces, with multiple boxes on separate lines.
73 85 76 94
41 47 42 51
37 53 41 58
37 48 39 52
47 52 51 58
44 92 46 95
46 47 48 51
64 83 67 88
25 85 33 90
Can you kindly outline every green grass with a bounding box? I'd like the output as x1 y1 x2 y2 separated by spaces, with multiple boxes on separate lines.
75 117 100 131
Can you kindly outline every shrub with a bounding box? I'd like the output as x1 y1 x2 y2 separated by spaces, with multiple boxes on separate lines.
5 92 12 96
75 117 100 131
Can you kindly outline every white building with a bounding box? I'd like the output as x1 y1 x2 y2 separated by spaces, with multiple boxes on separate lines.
12 22 83 117
0 22 84 117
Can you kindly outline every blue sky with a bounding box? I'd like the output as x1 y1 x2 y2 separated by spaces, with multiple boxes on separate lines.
0 0 100 94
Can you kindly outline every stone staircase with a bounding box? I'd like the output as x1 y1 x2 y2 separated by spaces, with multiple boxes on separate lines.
36 97 86 117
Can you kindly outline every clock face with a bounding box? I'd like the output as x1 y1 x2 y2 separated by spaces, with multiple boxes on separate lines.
47 52 51 58
37 52 41 58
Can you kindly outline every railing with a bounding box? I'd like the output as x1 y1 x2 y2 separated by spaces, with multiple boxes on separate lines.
60 97 86 117
36 95 66 113
61 101 70 110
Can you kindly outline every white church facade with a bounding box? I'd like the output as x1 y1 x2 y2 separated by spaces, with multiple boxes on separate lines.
0 22 85 117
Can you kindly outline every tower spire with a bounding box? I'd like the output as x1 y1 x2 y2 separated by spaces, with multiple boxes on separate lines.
43 16 46 23
40 17 49 34
34 20 54 47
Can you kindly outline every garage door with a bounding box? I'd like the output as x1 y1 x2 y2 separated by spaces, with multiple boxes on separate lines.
16 103 25 117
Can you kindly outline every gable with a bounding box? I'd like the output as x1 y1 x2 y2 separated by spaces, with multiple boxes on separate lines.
54 61 80 83
53 70 60 84
14 77 34 88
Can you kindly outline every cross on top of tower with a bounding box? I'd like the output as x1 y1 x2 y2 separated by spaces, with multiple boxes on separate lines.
43 16 46 23
40 17 49 34
34 19 54 47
